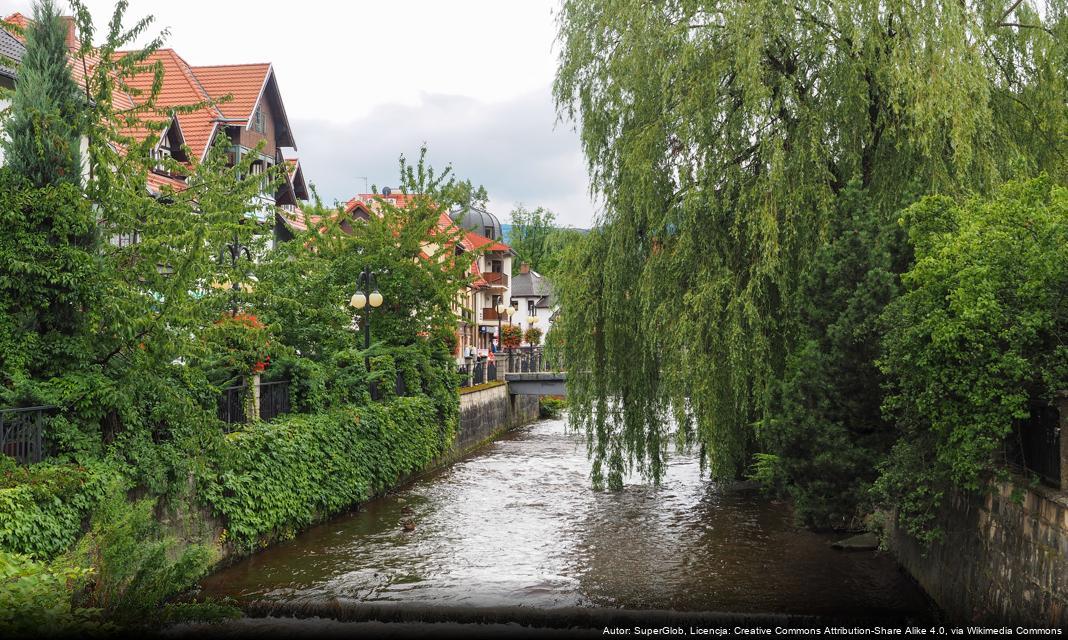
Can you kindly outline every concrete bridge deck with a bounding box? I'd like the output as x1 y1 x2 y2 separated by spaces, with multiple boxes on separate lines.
504 372 566 396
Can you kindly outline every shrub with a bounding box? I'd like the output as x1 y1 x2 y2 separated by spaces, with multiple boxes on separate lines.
878 177 1068 543
66 491 218 625
539 397 567 419
0 550 97 637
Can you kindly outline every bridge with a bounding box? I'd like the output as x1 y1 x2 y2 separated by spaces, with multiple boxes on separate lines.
505 371 566 396
458 348 566 396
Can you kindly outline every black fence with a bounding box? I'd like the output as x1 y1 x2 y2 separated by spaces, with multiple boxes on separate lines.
217 379 292 427
1009 403 1061 488
0 406 52 465
259 380 291 422
217 384 249 426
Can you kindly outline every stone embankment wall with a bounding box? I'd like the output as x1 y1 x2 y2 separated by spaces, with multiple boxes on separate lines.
455 382 540 454
890 478 1068 626
891 397 1068 625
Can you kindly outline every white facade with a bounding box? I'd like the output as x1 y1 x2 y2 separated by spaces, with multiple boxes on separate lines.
509 266 555 347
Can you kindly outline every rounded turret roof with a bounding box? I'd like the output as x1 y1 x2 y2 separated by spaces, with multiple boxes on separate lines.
450 205 502 241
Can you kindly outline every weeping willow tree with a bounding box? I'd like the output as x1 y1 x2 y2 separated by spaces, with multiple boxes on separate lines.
553 0 1068 490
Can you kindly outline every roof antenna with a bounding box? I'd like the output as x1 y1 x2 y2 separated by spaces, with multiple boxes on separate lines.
355 176 368 195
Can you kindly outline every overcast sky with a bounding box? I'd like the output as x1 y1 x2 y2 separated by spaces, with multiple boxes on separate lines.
0 0 598 227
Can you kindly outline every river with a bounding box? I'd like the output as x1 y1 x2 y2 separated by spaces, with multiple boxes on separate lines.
198 416 934 621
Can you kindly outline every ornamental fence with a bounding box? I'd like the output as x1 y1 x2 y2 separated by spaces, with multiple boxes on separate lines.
217 379 293 428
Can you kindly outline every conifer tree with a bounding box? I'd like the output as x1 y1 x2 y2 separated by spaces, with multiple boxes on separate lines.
3 0 83 186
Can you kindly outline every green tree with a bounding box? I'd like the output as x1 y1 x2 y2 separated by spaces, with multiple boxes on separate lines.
877 176 1068 543
0 0 101 386
509 205 557 274
2 0 83 187
755 184 909 529
553 0 1068 491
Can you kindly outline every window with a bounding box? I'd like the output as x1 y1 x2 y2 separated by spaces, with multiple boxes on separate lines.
250 107 266 133
528 301 535 317
152 144 171 172
250 160 272 195
484 226 494 239
491 260 502 273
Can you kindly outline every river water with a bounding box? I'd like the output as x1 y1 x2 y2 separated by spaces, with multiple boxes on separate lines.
199 417 934 620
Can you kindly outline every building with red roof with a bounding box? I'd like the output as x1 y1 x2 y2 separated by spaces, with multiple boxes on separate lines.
346 190 516 360
1 12 308 246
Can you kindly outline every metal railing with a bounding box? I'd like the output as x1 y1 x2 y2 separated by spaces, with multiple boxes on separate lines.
507 348 544 374
218 384 250 426
259 380 291 422
217 379 293 427
459 350 555 388
1009 403 1061 488
0 406 52 465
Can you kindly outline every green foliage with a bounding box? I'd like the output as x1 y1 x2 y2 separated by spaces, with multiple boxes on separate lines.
1 0 83 187
0 458 124 559
197 313 272 387
539 397 568 419
0 173 103 383
756 185 907 530
553 0 1068 501
0 550 99 637
877 176 1068 544
203 398 447 549
66 491 217 625
508 205 584 276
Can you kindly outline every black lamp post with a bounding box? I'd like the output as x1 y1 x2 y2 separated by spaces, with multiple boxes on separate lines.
505 303 516 371
221 231 252 315
349 266 383 373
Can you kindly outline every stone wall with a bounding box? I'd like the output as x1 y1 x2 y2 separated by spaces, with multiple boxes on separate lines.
455 382 540 454
890 478 1068 625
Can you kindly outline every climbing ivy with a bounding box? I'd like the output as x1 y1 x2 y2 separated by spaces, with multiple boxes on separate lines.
0 457 124 560
203 397 447 550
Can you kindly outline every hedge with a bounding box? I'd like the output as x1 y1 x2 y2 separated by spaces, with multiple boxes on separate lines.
202 396 448 549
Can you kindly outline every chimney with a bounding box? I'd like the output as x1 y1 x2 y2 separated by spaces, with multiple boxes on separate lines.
61 16 78 50
520 262 530 274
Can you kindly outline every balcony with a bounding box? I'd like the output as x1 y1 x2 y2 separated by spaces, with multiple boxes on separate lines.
483 271 509 288
482 307 502 321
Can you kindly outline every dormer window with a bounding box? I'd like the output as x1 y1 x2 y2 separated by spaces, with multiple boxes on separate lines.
152 143 172 172
250 107 266 133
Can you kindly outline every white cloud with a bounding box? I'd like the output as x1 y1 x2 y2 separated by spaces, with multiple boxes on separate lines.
295 88 596 228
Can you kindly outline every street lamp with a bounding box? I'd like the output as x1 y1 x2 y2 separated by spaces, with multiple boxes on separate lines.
221 231 252 315
495 300 507 353
504 304 516 371
350 266 383 373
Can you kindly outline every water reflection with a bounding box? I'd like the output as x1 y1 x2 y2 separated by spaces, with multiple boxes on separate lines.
200 418 932 617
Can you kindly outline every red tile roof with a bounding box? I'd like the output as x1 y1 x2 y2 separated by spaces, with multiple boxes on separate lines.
115 49 224 162
188 63 271 125
145 171 188 194
4 13 302 204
